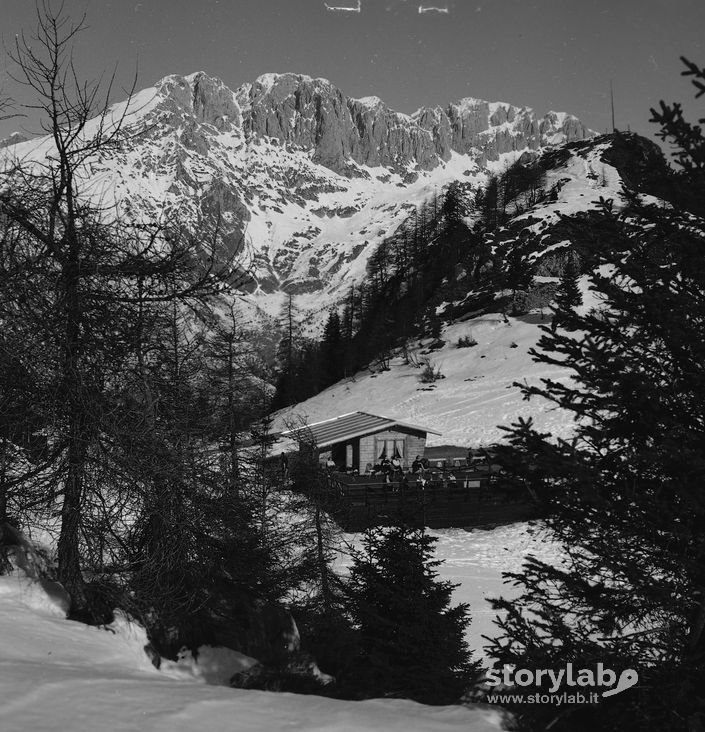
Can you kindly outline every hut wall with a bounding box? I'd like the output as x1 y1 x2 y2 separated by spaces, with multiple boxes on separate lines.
359 429 426 470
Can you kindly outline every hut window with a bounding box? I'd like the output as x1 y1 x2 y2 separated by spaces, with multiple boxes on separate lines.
376 438 405 460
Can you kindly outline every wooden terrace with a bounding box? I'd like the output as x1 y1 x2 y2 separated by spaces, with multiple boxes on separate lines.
323 463 535 531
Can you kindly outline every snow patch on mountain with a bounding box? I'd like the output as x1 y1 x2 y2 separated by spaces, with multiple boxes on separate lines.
271 311 577 447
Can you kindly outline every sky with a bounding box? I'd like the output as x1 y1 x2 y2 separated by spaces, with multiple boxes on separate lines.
1 0 704 154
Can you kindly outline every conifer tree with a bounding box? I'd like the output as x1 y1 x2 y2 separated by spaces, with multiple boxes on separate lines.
203 305 252 496
502 234 536 315
344 524 479 704
1 6 169 612
271 293 301 409
554 252 583 312
320 308 343 388
438 181 469 264
339 286 360 376
486 59 705 732
243 417 336 606
474 174 502 231
287 433 349 675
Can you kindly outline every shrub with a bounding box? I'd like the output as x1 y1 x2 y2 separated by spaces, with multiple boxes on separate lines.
419 358 444 383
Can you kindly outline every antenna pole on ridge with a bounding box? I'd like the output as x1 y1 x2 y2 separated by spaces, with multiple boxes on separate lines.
610 80 616 132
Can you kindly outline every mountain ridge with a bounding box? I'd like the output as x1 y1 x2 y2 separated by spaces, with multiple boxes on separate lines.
1 70 600 326
3 69 594 177
231 70 594 175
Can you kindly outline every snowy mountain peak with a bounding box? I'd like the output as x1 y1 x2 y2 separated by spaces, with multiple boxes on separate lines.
0 130 29 149
1 69 608 327
148 72 243 132
252 71 332 90
352 95 386 109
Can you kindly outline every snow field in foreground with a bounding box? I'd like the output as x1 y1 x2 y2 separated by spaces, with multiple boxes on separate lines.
0 551 512 731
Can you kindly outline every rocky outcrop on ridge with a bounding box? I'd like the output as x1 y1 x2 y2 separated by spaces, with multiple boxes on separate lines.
231 72 593 176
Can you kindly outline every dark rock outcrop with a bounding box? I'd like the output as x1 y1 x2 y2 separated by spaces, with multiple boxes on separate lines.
148 596 302 668
230 652 334 694
189 72 242 131
228 72 595 177
347 96 438 171
413 105 453 160
236 74 357 174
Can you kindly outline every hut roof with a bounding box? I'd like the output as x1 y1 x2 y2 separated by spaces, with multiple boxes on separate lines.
280 411 441 449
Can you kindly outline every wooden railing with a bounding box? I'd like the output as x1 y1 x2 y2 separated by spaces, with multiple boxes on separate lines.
323 470 534 531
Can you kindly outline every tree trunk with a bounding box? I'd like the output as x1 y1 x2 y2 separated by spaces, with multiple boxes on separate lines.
57 428 87 611
314 504 331 612
56 253 88 613
0 442 8 523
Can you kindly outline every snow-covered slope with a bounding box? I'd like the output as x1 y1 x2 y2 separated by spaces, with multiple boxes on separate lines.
0 567 507 731
271 302 595 448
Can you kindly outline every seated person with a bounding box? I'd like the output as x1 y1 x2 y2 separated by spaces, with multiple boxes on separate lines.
326 457 337 472
363 463 374 476
390 456 402 473
411 455 423 473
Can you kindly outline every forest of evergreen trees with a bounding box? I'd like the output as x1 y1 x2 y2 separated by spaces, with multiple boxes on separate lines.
271 160 562 409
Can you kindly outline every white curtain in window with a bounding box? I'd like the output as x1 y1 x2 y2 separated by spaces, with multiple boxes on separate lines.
377 438 405 460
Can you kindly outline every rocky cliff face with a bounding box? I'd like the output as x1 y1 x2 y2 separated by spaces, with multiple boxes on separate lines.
135 71 593 183
236 74 356 173
346 96 438 174
232 72 593 176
